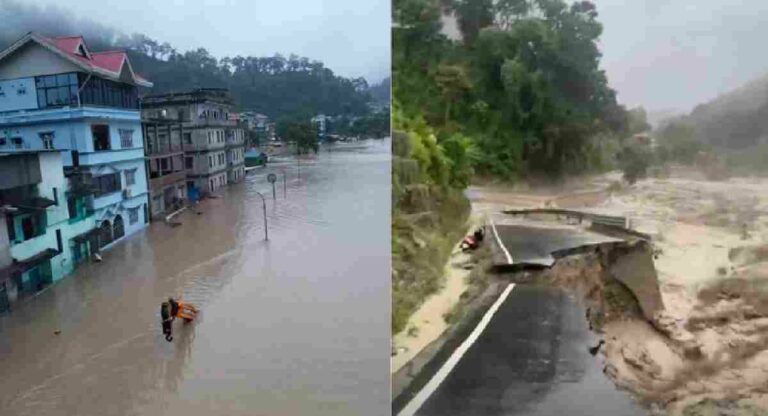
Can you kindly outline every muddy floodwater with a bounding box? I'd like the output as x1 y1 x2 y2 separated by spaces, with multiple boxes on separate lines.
0 139 391 416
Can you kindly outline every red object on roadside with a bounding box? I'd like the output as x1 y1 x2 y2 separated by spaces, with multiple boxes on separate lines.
461 235 478 251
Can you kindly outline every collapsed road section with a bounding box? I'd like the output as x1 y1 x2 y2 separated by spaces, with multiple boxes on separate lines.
395 209 667 416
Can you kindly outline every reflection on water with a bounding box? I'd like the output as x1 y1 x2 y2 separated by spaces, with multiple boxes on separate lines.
0 139 391 416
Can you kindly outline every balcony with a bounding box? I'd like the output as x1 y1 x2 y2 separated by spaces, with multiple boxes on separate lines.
146 143 184 157
149 170 186 192
79 148 145 165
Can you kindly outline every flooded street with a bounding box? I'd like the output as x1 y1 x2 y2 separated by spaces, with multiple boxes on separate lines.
0 139 391 416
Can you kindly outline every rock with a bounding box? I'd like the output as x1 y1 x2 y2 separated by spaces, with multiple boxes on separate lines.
683 341 704 360
622 345 662 377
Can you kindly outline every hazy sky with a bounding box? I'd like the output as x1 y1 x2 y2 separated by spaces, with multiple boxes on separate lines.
594 0 768 114
30 0 390 83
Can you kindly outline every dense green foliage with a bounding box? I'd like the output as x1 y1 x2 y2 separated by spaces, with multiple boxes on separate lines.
654 120 702 165
0 1 380 119
617 141 652 184
394 0 630 180
275 118 318 154
391 110 470 333
328 111 391 139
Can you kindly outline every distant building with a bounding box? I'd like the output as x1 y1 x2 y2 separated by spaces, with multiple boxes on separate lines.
0 150 98 311
311 114 329 139
141 88 245 196
240 112 275 144
0 33 152 257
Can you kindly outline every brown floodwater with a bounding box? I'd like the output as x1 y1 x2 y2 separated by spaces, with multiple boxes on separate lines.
0 139 391 416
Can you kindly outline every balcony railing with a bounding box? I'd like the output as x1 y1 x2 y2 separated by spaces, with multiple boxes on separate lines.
147 143 184 156
149 170 186 191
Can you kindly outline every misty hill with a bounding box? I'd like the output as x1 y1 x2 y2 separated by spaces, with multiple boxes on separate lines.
368 77 390 104
0 0 376 118
685 72 768 149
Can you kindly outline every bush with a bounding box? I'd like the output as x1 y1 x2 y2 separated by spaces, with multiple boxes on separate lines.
617 142 653 184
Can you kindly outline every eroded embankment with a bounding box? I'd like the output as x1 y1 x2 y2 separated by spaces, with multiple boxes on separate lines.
532 240 768 415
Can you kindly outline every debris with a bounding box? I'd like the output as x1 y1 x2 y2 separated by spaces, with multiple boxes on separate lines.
588 340 605 355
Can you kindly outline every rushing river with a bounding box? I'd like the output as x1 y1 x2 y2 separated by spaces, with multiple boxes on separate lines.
0 139 391 416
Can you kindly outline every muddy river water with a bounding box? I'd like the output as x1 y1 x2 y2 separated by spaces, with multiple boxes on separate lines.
0 139 391 416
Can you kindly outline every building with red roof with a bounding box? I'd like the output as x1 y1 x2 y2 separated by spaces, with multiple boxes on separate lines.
0 32 155 279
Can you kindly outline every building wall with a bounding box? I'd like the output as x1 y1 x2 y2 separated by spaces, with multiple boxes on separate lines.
91 156 149 240
0 77 38 113
6 151 92 282
1 111 149 249
200 171 228 194
0 213 12 271
0 110 140 157
0 43 80 80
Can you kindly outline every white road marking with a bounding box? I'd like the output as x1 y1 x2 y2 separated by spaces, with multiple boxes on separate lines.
490 219 514 265
398 283 516 416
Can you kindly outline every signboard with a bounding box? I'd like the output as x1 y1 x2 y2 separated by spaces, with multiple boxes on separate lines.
267 173 277 184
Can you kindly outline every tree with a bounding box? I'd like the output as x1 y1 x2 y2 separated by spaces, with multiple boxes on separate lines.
617 141 653 184
655 120 701 164
626 107 651 135
277 120 318 154
434 64 472 124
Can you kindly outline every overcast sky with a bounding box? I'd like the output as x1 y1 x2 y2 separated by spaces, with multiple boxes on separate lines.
594 0 768 114
29 0 390 83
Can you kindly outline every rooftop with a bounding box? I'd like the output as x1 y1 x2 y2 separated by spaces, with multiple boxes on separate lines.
0 32 152 87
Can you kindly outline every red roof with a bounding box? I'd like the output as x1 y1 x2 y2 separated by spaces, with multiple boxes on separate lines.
49 36 84 55
34 34 151 87
91 51 125 73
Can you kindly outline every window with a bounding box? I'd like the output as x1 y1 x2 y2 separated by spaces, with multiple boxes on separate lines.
160 158 169 173
38 132 55 150
94 173 121 196
35 73 78 109
92 125 110 151
183 132 192 145
52 187 58 205
208 131 212 144
185 157 193 169
67 197 78 219
125 169 136 186
208 156 213 168
11 137 22 149
78 74 138 109
119 129 133 148
128 207 139 225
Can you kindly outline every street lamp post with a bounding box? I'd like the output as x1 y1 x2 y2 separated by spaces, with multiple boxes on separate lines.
255 191 268 240
282 169 287 198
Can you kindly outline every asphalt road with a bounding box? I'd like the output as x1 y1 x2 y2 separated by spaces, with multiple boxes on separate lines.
492 224 621 267
406 285 644 416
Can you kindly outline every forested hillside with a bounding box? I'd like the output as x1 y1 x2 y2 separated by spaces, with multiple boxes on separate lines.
686 73 768 149
0 0 377 118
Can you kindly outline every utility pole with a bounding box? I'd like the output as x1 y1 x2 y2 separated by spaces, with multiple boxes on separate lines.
282 169 287 198
255 191 268 240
